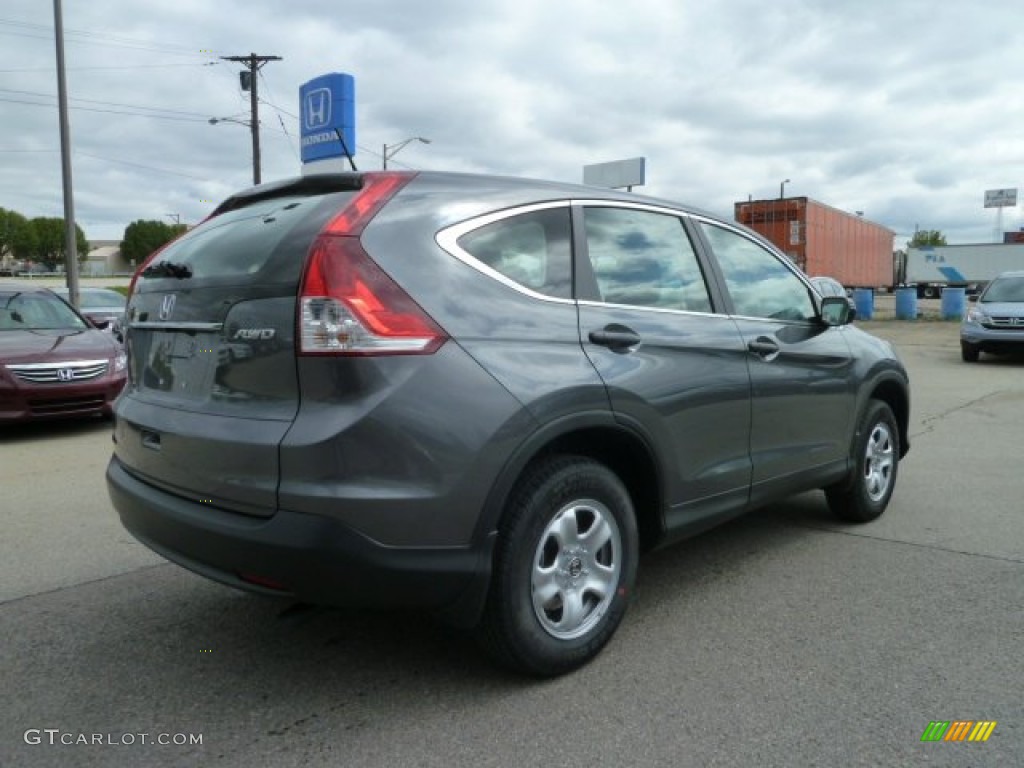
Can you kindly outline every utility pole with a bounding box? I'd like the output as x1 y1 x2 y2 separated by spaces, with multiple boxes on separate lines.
220 53 281 185
53 0 79 306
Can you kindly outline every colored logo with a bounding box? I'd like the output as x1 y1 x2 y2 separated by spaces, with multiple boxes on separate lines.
920 720 997 742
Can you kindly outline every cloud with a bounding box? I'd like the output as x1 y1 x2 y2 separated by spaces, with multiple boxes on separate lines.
1 0 1022 245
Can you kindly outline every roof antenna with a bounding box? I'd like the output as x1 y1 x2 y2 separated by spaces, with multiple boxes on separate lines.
334 128 358 172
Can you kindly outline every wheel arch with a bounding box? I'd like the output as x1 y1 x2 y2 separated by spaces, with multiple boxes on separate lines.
867 374 910 459
478 413 666 553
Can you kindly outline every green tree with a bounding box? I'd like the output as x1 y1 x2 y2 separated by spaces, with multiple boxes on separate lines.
907 229 947 248
0 208 37 261
120 219 187 264
27 217 89 270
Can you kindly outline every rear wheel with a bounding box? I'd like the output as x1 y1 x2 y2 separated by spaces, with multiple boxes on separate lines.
477 456 638 677
961 342 980 362
826 401 899 523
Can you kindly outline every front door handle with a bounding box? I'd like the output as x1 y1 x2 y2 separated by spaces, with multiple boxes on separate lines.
589 325 641 352
748 337 780 360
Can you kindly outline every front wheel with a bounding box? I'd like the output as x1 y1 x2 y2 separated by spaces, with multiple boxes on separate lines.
826 401 899 523
477 456 638 677
961 341 980 362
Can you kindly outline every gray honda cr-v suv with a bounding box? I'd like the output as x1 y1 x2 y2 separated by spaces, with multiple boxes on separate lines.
107 171 910 676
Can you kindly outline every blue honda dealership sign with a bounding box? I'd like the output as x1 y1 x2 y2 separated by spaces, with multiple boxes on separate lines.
299 73 355 164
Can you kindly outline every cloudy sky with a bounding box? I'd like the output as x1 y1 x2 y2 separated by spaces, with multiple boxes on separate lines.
2 0 1023 246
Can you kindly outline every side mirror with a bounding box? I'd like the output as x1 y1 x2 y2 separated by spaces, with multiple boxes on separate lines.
820 296 854 326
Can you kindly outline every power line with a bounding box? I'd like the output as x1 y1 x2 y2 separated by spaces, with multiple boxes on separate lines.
0 87 219 119
0 62 217 73
257 72 299 160
0 96 212 123
75 152 215 181
0 18 209 57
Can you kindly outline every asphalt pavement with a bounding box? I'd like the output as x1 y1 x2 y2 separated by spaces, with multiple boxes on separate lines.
1 318 1021 768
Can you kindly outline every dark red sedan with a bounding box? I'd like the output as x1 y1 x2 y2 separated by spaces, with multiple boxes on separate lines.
0 284 127 422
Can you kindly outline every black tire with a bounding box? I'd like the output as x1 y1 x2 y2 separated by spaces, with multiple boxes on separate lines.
826 400 899 523
961 342 980 362
477 455 638 677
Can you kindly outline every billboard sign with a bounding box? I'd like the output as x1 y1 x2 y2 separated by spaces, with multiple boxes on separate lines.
984 188 1017 208
299 73 355 164
583 157 646 189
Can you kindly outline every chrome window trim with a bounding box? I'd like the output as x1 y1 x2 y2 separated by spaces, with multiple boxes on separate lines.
436 198 710 306
576 299 724 319
436 198 819 321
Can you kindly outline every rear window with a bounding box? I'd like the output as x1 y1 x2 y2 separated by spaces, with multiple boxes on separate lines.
144 192 356 283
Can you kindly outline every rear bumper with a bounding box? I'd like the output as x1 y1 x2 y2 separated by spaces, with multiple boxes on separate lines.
106 456 494 627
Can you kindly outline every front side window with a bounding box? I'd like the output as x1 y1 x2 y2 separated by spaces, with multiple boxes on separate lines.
700 223 816 321
583 207 712 312
456 207 572 299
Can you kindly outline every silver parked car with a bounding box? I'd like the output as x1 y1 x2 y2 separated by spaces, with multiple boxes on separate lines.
52 287 127 334
960 270 1024 362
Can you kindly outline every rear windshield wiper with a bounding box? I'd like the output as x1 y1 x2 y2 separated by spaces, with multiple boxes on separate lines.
141 261 193 279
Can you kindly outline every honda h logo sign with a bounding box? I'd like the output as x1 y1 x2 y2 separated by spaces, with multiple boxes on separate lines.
299 73 355 165
57 368 75 382
159 294 176 320
303 88 331 131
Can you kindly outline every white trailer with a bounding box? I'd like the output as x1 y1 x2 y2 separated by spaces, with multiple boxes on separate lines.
904 243 1024 298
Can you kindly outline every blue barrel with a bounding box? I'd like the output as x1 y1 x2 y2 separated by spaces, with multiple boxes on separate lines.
941 287 966 319
895 287 918 320
852 288 873 320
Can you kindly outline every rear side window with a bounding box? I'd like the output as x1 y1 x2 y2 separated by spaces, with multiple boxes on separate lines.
583 207 712 312
456 207 572 299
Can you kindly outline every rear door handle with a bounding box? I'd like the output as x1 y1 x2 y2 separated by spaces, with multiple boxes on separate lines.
589 326 641 352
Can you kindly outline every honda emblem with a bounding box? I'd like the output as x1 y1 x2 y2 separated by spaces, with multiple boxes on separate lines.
159 294 176 320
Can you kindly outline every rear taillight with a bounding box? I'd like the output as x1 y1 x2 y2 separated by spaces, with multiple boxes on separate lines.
299 235 447 356
298 171 443 356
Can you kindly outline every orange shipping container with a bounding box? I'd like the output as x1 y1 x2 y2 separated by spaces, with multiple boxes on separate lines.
734 197 895 289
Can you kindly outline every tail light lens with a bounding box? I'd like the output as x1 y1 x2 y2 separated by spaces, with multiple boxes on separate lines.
298 171 444 356
299 235 447 355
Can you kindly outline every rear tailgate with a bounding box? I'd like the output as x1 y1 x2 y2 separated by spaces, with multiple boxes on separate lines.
114 185 358 516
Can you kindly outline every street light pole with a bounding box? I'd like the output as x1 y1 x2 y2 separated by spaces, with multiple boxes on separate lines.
382 137 431 169
780 178 790 199
53 0 79 307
